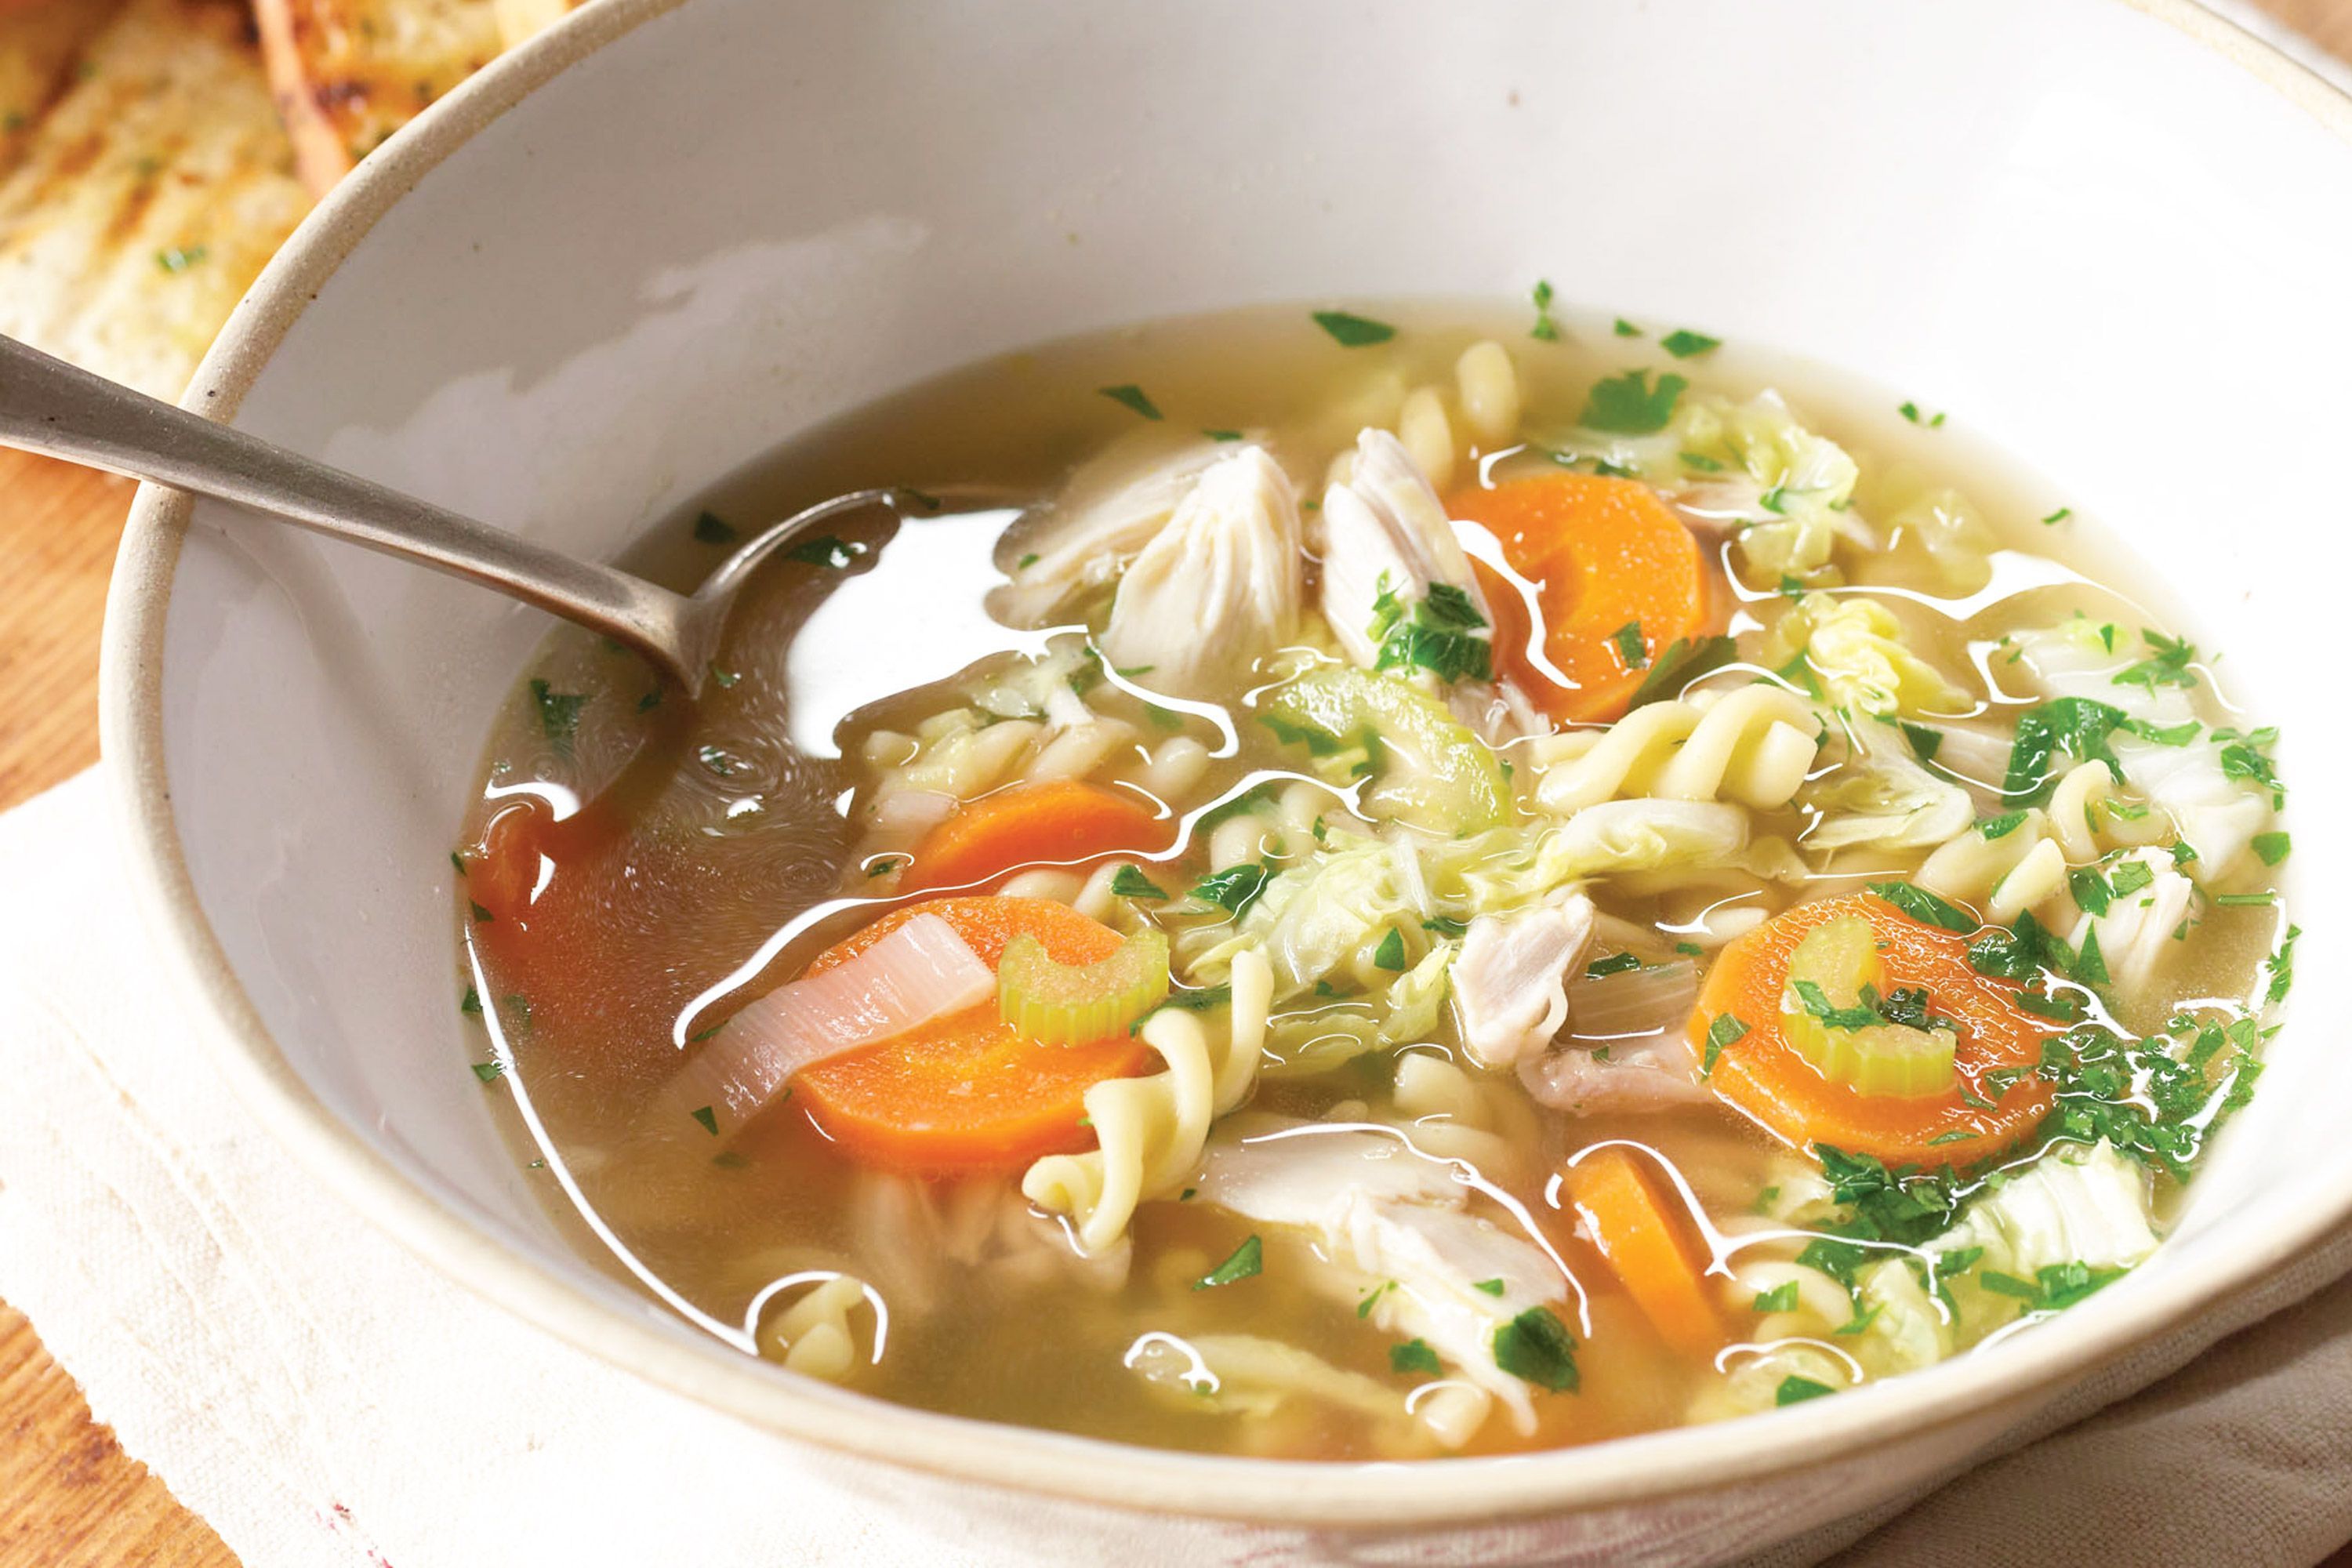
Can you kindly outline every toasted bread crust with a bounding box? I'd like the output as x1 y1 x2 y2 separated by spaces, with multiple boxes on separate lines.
0 0 125 182
252 0 504 194
0 0 311 397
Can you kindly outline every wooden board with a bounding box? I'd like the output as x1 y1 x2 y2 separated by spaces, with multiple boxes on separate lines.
0 5 2347 1559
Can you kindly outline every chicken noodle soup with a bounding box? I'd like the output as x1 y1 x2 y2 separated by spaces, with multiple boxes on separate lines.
455 303 2292 1457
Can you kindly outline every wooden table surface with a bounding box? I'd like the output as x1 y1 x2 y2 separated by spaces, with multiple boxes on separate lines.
2 5 2350 1560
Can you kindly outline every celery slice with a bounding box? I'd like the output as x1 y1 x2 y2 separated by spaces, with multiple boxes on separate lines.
1258 668 1512 833
1780 916 1957 1099
998 929 1171 1046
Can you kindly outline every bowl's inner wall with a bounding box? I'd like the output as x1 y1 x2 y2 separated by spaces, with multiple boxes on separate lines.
159 0 2352 1424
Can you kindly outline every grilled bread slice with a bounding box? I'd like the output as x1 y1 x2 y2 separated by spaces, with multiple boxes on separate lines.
253 0 506 193
0 0 125 182
0 0 312 398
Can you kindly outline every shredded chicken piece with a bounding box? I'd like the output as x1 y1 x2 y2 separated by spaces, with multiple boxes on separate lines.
1517 1033 1711 1116
989 433 1231 626
1450 893 1597 1069
1317 429 1493 666
1094 446 1304 697
1196 1123 1567 1434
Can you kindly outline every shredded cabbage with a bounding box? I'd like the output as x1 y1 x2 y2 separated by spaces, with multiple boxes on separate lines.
1763 593 1969 718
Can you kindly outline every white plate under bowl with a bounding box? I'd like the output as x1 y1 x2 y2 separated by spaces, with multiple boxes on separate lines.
99 1 2352 1560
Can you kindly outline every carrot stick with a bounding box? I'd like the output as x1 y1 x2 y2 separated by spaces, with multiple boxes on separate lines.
1449 473 1710 724
1693 892 2054 1167
902 779 1170 892
1559 1145 1725 1359
793 898 1151 1171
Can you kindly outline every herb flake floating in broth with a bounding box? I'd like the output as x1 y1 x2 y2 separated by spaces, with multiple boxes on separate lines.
1098 383 1163 419
1530 279 1560 342
452 298 2290 1461
1312 310 1396 347
1581 368 1686 433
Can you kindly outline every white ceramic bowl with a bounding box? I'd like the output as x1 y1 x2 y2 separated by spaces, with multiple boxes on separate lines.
100 1 2352 1559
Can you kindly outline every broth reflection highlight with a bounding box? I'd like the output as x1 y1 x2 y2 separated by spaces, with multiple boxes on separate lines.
452 303 2292 1458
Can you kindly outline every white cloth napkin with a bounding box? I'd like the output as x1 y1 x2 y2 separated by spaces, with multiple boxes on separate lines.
5 767 2352 1568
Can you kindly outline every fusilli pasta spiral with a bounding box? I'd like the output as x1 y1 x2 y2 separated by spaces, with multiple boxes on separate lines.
1023 948 1273 1252
1532 684 1820 815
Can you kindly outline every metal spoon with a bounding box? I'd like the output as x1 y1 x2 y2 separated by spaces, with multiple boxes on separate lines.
0 332 909 695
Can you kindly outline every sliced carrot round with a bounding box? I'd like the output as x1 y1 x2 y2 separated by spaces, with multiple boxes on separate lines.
1559 1145 1725 1359
793 897 1151 1173
902 779 1170 893
1693 893 2054 1167
1450 474 1709 724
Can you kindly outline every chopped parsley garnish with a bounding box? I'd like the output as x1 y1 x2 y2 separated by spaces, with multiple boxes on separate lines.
1017 552 1040 568
1581 368 1687 434
2108 860 2155 897
692 509 738 544
1703 1013 1749 1075
1110 865 1170 900
2069 866 2114 918
1472 1278 1505 1297
1139 985 1233 1033
470 1061 504 1083
1752 1281 1799 1314
1492 1306 1578 1392
1371 927 1408 971
156 245 208 273
1312 310 1396 347
2216 726 2285 808
1192 862 1274 917
2001 697 2128 804
2267 924 2300 1004
459 985 482 1015
784 534 865 568
1586 952 1644 978
865 856 903 879
1896 401 1946 427
2252 831 2292 866
1194 1235 1263 1290
1626 636 1738 710
1370 579 1494 684
2041 507 2072 526
1777 1376 1835 1406
449 850 467 876
1976 812 2027 840
2113 630 2198 692
1864 880 1976 934
1607 620 1648 671
1613 318 1642 337
1390 1339 1443 1376
528 677 588 746
1098 383 1163 419
1790 980 1950 1036
689 1105 719 1136
1358 1280 1396 1319
469 900 494 924
1421 916 1469 938
1529 279 1560 342
1683 451 1726 472
1659 328 1719 358
1203 428 1243 442
708 665 739 689
1901 721 1944 764
2214 893 2275 908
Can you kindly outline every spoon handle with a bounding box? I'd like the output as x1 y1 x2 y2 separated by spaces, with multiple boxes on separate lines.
0 333 699 682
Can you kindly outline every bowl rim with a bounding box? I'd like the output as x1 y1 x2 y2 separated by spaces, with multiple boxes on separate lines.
95 0 2352 1527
